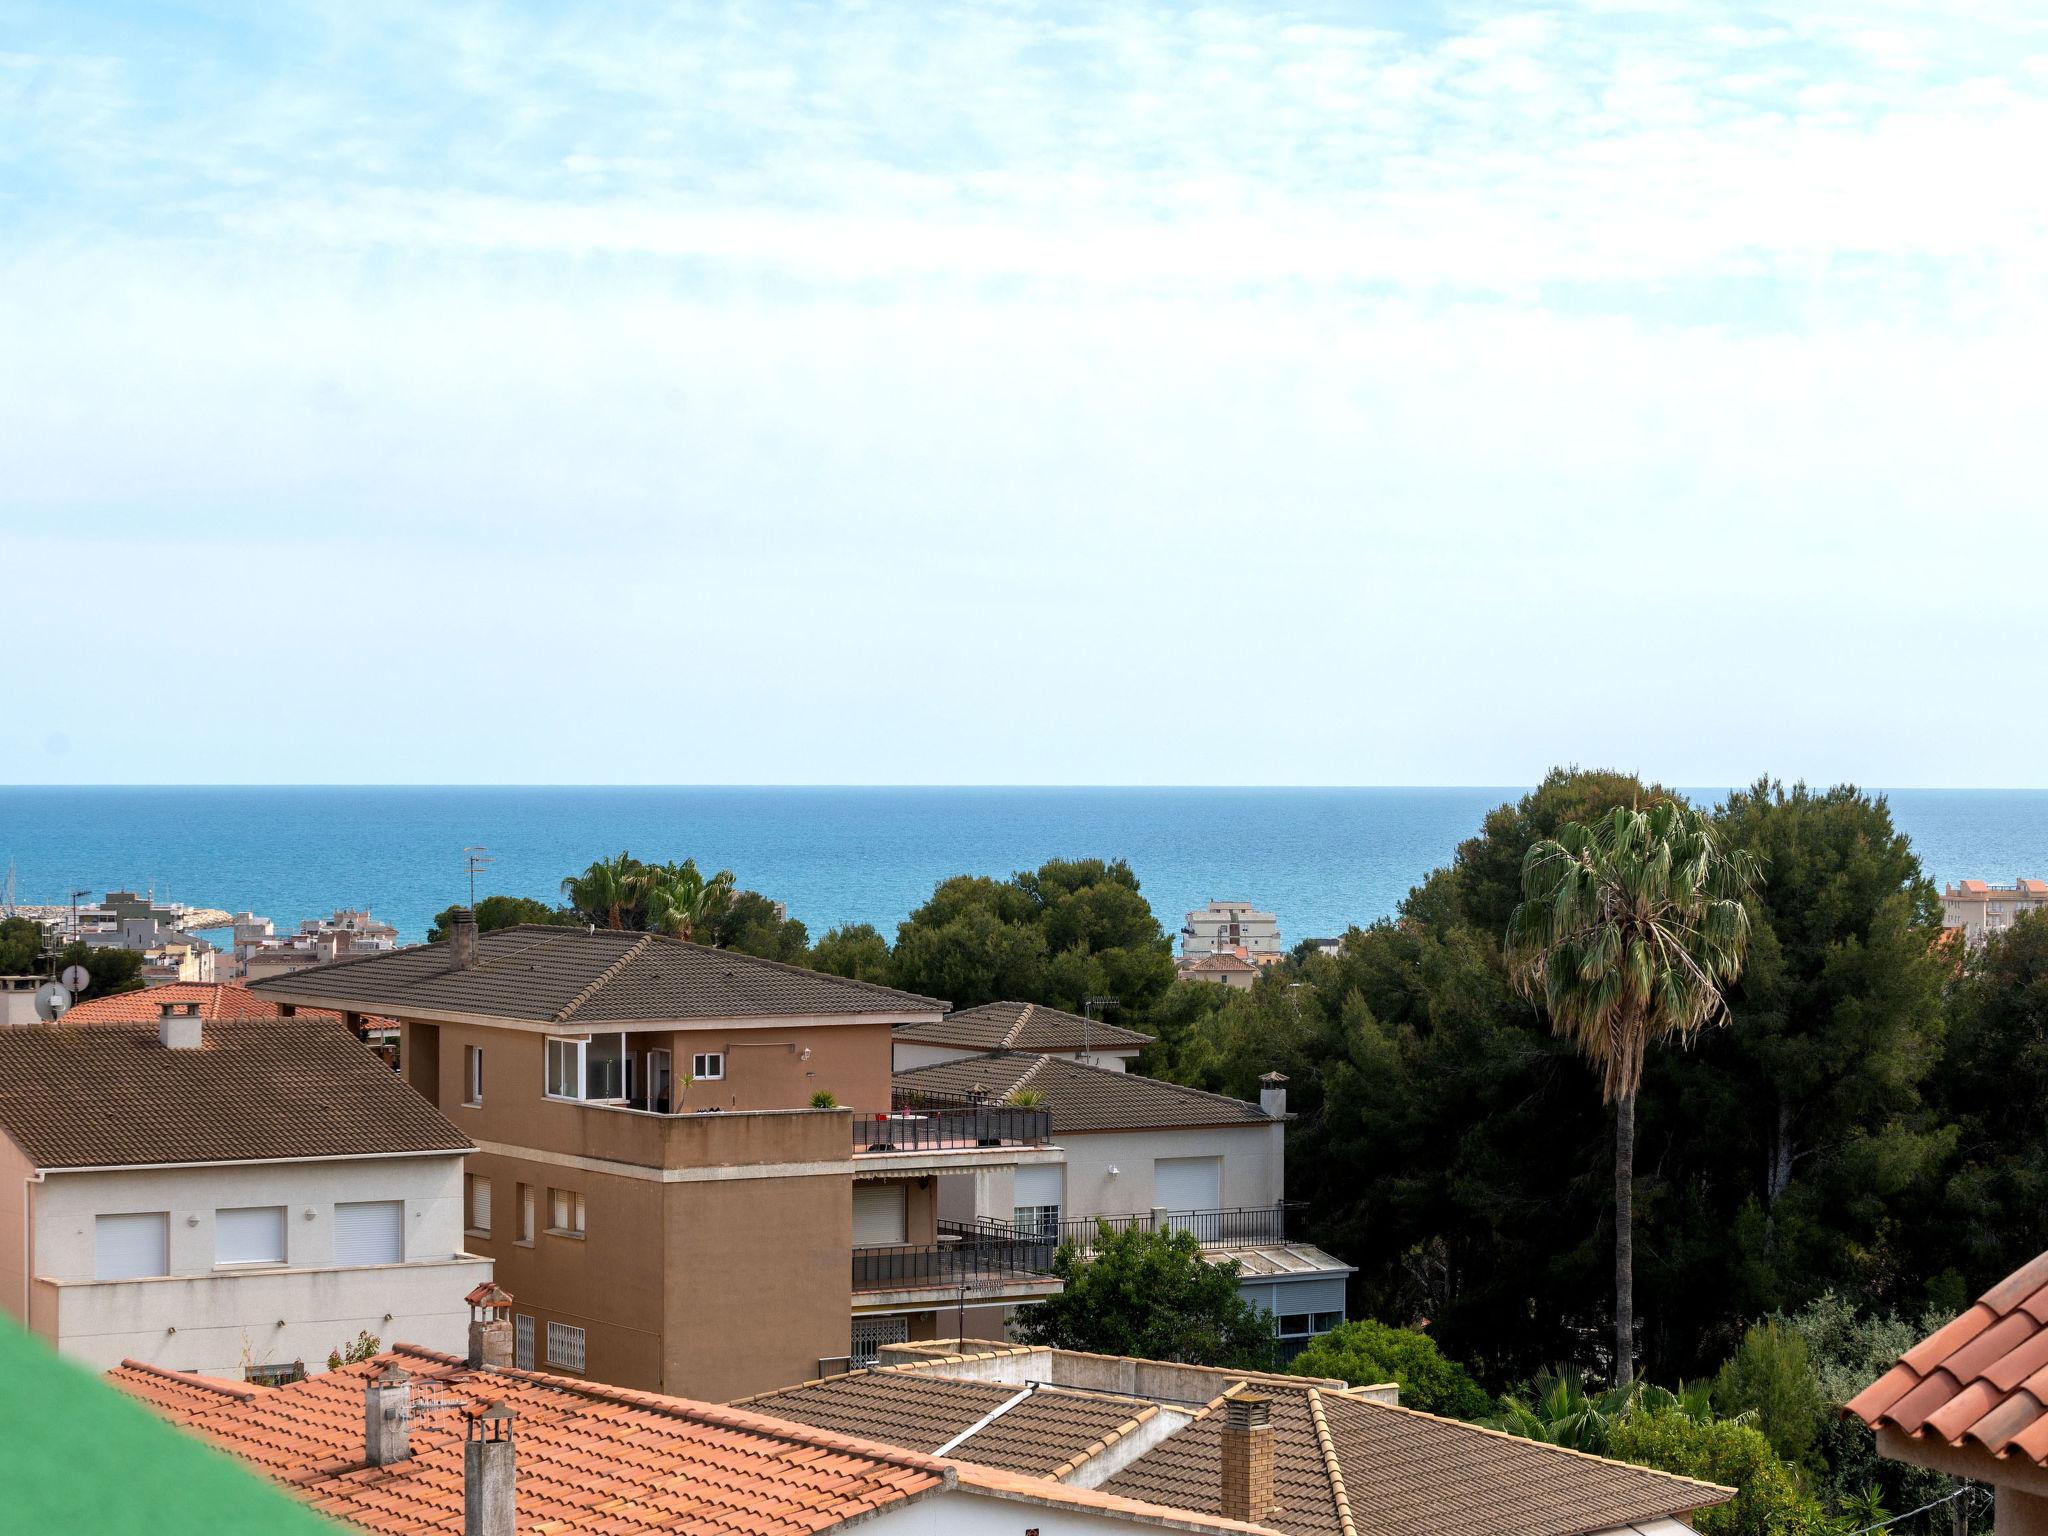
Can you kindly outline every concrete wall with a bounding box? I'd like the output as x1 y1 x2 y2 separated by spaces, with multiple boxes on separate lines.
1059 1124 1284 1219
24 1153 485 1377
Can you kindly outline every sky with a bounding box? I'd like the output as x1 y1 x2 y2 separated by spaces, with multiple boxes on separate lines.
3 1 2046 787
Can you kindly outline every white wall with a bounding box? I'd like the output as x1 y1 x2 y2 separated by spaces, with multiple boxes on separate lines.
893 1043 1139 1073
868 1487 1211 1535
1059 1124 1283 1220
31 1154 489 1377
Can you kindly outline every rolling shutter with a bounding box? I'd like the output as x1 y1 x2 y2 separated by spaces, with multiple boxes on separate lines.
1013 1165 1064 1208
852 1184 908 1246
1152 1156 1221 1212
334 1200 404 1265
95 1212 169 1281
216 1206 287 1265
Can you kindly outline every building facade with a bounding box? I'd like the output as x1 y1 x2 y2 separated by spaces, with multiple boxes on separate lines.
1180 901 1282 959
0 1004 485 1378
1941 878 2048 944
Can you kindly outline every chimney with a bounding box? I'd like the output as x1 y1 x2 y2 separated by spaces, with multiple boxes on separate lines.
158 999 203 1051
466 1282 515 1370
448 907 479 970
465 1402 516 1536
364 1362 412 1466
1259 1071 1289 1119
1220 1394 1274 1523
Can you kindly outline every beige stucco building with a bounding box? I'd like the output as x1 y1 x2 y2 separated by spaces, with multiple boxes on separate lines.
1942 878 2048 944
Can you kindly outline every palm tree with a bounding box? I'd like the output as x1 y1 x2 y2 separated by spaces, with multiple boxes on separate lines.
1504 801 1759 1384
643 860 737 944
560 852 640 930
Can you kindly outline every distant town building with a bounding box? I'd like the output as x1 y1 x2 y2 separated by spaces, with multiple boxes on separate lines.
1299 936 1343 959
1941 879 2048 944
1177 950 1261 989
1180 900 1281 960
141 933 218 986
299 908 400 952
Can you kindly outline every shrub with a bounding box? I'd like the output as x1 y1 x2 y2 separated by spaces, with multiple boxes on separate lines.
1712 1321 1827 1471
809 1090 839 1109
1289 1320 1494 1420
1607 1407 1832 1536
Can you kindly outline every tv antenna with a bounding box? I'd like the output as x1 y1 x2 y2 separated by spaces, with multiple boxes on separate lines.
462 847 495 908
1082 996 1120 1057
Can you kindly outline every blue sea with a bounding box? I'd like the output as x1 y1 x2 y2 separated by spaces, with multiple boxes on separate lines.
3 787 2046 947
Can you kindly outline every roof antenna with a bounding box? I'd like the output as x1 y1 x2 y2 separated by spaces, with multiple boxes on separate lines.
462 847 495 908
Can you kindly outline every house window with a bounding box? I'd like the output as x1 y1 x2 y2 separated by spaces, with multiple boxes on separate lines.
546 1320 586 1371
515 1314 535 1370
465 1175 492 1236
851 1315 909 1368
334 1200 405 1265
548 1187 585 1236
1013 1205 1061 1240
545 1037 586 1100
691 1052 724 1081
516 1183 535 1245
1313 1312 1345 1333
215 1206 287 1266
95 1211 170 1281
464 1044 484 1106
1275 1312 1314 1339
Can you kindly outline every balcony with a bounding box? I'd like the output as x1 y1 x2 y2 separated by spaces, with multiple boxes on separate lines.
1048 1202 1308 1254
850 1220 1063 1308
849 1103 1058 1178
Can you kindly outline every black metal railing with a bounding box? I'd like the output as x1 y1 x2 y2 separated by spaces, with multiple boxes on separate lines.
850 1105 1052 1153
1050 1202 1306 1252
851 1223 1060 1293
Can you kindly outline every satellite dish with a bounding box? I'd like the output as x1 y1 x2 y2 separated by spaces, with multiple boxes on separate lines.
59 964 91 994
34 983 72 1021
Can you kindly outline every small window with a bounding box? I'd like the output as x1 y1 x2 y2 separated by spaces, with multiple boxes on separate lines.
1312 1312 1345 1333
691 1052 724 1081
1013 1204 1061 1240
1275 1312 1314 1338
545 1037 586 1100
464 1044 484 1106
216 1205 288 1266
516 1183 535 1245
515 1314 535 1370
549 1187 585 1236
95 1212 170 1281
546 1320 586 1371
334 1200 405 1266
465 1174 492 1236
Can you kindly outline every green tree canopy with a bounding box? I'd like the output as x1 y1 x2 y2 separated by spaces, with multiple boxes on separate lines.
1014 1224 1273 1369
58 941 143 999
890 858 1174 1013
1288 1320 1493 1418
427 894 564 942
1710 1321 1826 1472
808 923 894 984
0 916 44 974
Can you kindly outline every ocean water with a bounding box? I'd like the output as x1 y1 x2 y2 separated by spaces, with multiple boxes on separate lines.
2 786 2045 947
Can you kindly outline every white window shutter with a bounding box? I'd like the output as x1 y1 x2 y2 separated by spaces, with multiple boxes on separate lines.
95 1212 170 1281
216 1206 287 1265
852 1184 908 1246
333 1200 405 1265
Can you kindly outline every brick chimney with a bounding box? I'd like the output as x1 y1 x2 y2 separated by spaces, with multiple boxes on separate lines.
466 1282 515 1370
158 999 203 1051
1259 1071 1289 1118
364 1362 412 1466
1220 1393 1274 1522
465 1402 516 1536
448 908 479 969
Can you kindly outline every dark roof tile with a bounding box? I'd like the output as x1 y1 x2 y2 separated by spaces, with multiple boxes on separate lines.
893 1052 1274 1132
895 1001 1152 1054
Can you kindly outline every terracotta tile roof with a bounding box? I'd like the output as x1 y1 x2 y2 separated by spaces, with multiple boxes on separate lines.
112 1359 272 1416
737 1372 1159 1476
1845 1250 2048 1461
250 925 947 1023
61 982 345 1026
1960 880 1990 893
1185 952 1260 974
112 1345 1279 1535
895 1000 1153 1054
893 1052 1277 1131
0 1017 471 1169
112 1345 951 1535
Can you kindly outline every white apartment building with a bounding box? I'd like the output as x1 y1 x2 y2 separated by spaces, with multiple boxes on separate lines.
1180 900 1281 959
1941 879 2048 944
0 1000 487 1378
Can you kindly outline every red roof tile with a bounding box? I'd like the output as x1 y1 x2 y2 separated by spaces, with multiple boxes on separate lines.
62 982 343 1025
1847 1251 2048 1459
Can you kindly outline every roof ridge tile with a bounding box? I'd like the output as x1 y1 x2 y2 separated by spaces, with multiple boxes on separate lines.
1305 1388 1359 1536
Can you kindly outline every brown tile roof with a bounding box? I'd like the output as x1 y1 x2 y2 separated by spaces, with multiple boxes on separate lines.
735 1347 1727 1536
1107 1384 1728 1536
893 1052 1276 1132
1185 952 1260 975
250 925 947 1024
1846 1250 2048 1461
112 1345 1277 1535
896 1000 1153 1054
61 982 344 1026
737 1371 1159 1477
0 1017 470 1170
